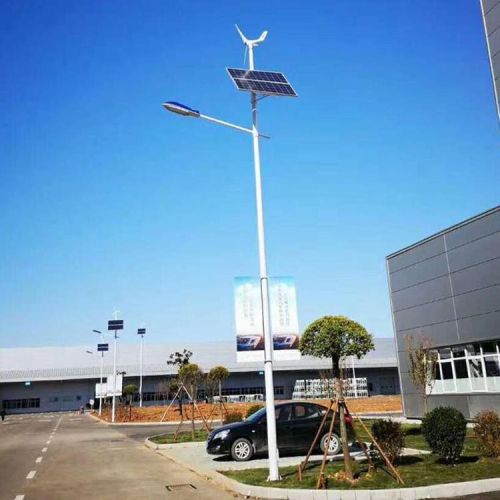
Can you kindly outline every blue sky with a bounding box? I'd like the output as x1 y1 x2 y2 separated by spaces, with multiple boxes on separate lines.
1 1 499 349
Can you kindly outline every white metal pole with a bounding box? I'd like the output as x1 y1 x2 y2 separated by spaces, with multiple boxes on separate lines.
112 333 117 423
139 334 144 408
99 351 104 416
352 355 358 398
248 43 280 482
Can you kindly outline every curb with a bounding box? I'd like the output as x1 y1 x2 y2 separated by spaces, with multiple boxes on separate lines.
89 413 221 427
146 438 500 500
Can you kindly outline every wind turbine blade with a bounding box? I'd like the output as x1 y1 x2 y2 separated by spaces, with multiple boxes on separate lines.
257 30 268 43
235 24 248 44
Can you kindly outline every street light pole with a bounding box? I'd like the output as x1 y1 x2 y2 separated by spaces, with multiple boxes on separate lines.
247 42 280 482
112 331 118 423
138 327 146 408
93 329 106 416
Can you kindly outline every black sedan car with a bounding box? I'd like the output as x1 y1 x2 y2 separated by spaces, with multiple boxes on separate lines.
206 401 355 461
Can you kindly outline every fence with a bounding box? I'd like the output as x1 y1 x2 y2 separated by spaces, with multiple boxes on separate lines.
292 377 368 400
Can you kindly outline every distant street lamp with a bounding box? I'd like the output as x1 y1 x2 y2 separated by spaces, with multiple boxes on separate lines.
137 327 146 407
93 329 106 416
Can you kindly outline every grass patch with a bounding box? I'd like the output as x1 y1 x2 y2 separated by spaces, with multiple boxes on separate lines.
223 454 500 490
150 429 208 444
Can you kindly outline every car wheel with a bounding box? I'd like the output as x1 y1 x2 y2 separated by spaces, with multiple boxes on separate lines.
320 433 342 455
230 438 254 461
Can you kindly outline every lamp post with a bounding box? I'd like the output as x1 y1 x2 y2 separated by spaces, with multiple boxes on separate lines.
161 27 296 481
93 330 105 416
138 327 146 407
108 311 124 424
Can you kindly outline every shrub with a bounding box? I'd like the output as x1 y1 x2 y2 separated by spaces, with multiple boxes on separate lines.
422 406 467 464
223 412 243 424
474 410 500 458
371 419 405 464
246 404 264 418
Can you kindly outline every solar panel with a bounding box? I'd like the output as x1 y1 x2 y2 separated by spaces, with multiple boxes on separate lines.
227 68 297 97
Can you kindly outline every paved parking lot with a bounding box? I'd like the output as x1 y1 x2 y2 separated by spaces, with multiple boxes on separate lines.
0 412 241 500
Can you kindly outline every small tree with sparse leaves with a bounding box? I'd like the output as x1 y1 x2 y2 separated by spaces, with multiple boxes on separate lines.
208 366 230 424
405 335 438 415
179 363 204 438
299 315 374 481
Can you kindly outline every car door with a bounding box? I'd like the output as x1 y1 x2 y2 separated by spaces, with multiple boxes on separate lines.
254 404 293 453
290 403 323 451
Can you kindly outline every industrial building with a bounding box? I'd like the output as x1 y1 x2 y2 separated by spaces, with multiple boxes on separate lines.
387 206 500 419
0 338 398 413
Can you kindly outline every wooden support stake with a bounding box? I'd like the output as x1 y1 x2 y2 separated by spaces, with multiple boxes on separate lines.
316 401 338 489
353 414 404 484
343 402 374 473
298 399 334 480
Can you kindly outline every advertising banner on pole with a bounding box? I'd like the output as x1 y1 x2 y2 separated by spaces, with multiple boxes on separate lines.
269 276 301 360
234 277 264 362
105 374 123 397
235 276 300 362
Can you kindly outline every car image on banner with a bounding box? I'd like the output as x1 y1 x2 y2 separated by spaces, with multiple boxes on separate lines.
237 334 264 351
273 334 299 350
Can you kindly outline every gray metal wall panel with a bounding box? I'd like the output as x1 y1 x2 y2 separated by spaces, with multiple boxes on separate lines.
468 394 500 417
445 210 500 250
457 310 500 343
485 3 500 34
395 320 459 349
447 231 500 272
393 297 456 332
454 286 500 319
451 258 500 295
489 27 500 57
387 237 445 274
390 253 449 292
391 275 452 312
483 0 500 14
428 394 471 417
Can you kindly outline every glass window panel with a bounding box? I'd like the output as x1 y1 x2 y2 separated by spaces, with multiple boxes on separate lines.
466 343 481 356
452 346 466 358
435 364 441 380
454 359 468 379
441 362 453 379
482 342 497 354
439 348 451 359
485 356 500 377
469 358 484 377
486 376 500 392
456 378 470 392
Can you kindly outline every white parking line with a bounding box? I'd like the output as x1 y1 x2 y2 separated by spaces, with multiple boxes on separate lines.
42 447 48 452
36 456 43 463
46 441 51 445
14 495 25 500
26 471 36 479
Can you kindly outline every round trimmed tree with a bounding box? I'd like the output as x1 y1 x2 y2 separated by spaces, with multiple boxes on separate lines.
299 315 374 480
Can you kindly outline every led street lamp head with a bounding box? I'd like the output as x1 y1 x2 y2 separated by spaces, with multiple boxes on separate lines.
162 101 200 117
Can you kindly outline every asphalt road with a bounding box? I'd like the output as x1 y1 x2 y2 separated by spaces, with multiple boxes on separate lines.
0 412 240 500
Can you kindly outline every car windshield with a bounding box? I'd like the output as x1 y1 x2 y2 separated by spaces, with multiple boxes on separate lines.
245 407 267 422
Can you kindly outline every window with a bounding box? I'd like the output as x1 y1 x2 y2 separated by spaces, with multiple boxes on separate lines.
432 340 500 395
294 404 320 420
76 396 82 401
2 398 40 410
48 397 59 403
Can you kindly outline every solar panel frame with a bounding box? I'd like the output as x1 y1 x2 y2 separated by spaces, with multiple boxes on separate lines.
226 68 298 97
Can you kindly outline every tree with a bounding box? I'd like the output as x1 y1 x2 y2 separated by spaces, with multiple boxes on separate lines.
167 350 193 417
405 334 438 415
167 349 192 369
208 366 230 424
123 384 138 405
155 379 171 404
299 315 374 481
178 363 204 438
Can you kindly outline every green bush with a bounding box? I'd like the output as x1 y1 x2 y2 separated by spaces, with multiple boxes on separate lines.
422 406 467 465
474 410 500 458
371 419 405 464
223 412 243 424
246 404 264 418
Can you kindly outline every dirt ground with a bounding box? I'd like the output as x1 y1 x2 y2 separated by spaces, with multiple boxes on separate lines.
94 395 402 423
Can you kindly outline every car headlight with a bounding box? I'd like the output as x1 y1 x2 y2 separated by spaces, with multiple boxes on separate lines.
213 429 230 440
